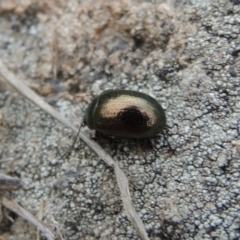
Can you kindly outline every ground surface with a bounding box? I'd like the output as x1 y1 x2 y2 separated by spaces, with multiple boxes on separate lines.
0 0 240 239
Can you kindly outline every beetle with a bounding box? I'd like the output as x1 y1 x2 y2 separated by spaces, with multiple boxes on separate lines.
84 90 166 139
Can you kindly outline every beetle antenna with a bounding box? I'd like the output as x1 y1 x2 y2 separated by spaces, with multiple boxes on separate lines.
61 120 83 159
59 104 85 160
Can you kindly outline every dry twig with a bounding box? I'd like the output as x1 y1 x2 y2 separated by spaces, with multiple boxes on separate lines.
0 173 54 240
0 173 21 191
1 197 55 240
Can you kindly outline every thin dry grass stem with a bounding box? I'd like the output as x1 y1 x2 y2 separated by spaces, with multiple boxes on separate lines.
52 30 60 82
1 197 55 240
0 60 150 240
37 199 45 240
115 165 150 240
47 213 65 240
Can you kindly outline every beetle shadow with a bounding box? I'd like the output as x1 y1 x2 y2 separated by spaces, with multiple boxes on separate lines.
90 131 149 155
59 123 174 162
91 129 173 158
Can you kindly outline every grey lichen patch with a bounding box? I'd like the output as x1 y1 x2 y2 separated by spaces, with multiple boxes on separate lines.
1 0 240 240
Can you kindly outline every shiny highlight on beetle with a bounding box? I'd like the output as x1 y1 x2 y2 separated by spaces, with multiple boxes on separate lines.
99 95 157 127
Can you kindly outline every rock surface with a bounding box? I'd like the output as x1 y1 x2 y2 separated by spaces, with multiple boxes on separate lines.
0 0 239 239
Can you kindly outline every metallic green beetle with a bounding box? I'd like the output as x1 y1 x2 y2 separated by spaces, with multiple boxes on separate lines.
84 90 166 138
